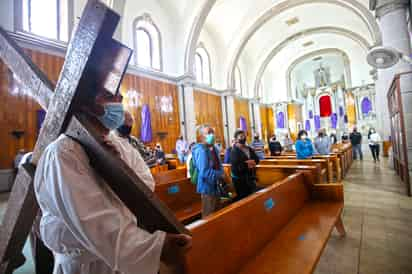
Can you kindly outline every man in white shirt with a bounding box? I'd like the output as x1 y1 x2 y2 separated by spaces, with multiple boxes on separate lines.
176 136 188 164
34 88 191 274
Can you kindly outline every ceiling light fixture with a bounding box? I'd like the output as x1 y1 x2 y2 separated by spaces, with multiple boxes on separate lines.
366 46 412 69
285 17 299 26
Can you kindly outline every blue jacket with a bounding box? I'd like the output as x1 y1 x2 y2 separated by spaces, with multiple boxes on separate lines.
223 147 232 164
295 139 314 159
192 143 223 195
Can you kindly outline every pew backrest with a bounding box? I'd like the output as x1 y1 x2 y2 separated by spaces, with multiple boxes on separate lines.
153 168 187 184
184 173 311 274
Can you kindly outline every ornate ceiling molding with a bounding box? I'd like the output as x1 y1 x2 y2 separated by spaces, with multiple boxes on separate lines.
224 0 382 90
253 26 371 98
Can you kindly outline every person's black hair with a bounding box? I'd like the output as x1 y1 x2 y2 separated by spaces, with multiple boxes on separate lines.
234 129 245 139
297 130 308 140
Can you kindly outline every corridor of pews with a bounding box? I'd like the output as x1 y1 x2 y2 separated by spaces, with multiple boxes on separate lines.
2 144 412 274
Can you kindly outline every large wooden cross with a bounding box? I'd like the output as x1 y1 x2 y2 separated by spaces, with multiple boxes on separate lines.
0 1 188 273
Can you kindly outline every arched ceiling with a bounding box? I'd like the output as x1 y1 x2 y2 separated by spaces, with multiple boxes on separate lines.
188 0 379 93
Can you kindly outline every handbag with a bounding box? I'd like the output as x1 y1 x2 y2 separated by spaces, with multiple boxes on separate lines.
217 179 231 198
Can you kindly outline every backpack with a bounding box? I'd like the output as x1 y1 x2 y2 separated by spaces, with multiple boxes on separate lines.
189 157 198 184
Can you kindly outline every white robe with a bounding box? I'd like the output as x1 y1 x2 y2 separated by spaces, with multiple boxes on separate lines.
34 134 166 274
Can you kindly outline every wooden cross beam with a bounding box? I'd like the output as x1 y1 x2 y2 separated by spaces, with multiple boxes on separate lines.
0 1 188 273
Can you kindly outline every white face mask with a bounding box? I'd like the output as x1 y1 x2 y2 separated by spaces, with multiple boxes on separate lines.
301 135 307 140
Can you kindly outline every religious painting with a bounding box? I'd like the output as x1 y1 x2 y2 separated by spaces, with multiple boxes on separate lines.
155 95 173 113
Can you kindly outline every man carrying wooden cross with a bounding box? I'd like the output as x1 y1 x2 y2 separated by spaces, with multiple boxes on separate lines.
34 86 191 274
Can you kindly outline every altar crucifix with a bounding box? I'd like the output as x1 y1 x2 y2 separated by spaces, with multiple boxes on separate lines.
0 1 188 273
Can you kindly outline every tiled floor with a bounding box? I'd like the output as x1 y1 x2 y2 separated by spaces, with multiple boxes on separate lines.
1 155 412 274
315 156 412 274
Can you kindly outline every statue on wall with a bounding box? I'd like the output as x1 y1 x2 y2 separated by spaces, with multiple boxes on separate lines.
314 63 331 88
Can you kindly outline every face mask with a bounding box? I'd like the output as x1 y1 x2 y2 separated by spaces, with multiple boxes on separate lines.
301 135 307 140
238 138 246 145
97 102 125 130
205 134 215 145
117 125 132 136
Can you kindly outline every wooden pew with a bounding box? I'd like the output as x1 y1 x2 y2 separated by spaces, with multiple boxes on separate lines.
332 143 353 176
266 154 341 182
259 159 329 183
153 168 187 184
183 172 345 274
256 165 322 185
223 164 322 185
150 164 168 175
155 178 201 223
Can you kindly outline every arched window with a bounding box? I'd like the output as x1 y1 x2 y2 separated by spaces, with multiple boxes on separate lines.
194 45 211 85
133 14 162 70
21 0 71 41
234 66 243 96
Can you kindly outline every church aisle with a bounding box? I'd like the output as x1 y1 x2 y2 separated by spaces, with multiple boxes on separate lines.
315 156 412 274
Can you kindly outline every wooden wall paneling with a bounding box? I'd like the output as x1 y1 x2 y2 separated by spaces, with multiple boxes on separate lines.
268 107 275 137
120 74 180 153
0 49 63 169
234 98 251 141
193 90 224 146
260 106 269 143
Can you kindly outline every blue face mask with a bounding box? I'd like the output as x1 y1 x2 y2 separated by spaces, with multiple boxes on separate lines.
97 102 125 130
205 134 215 145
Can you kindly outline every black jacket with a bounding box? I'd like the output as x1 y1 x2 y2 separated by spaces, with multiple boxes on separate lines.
230 145 260 178
350 132 362 145
269 140 282 155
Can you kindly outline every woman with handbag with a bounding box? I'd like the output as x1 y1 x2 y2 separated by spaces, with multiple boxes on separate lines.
230 129 260 200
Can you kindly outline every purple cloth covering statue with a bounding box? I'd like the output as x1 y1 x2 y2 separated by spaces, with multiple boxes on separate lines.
331 113 338 129
305 120 311 131
339 106 344 117
361 97 372 114
141 104 153 142
314 115 321 130
240 116 248 132
309 110 313 119
276 111 285 129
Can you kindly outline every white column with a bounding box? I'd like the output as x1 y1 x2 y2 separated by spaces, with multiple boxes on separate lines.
373 0 412 138
177 77 197 143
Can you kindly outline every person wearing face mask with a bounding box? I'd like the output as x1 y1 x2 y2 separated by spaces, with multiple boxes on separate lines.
191 125 224 217
295 130 314 159
33 87 192 274
368 128 382 162
251 133 265 159
230 129 260 200
155 143 166 165
116 111 157 167
313 128 331 155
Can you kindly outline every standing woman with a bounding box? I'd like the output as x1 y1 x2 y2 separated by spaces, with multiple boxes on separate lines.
231 129 260 200
295 130 314 159
368 128 382 162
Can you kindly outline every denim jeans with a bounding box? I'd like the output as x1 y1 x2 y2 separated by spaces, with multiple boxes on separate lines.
353 144 363 160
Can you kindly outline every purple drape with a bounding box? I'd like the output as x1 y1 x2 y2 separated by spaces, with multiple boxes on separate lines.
331 113 338 129
314 115 321 130
309 110 313 119
239 116 248 132
361 97 372 114
276 112 285 129
339 106 344 117
305 120 311 131
141 104 152 142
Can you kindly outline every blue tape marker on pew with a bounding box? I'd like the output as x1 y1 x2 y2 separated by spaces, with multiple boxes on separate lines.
168 185 180 194
264 198 276 212
298 235 305 241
